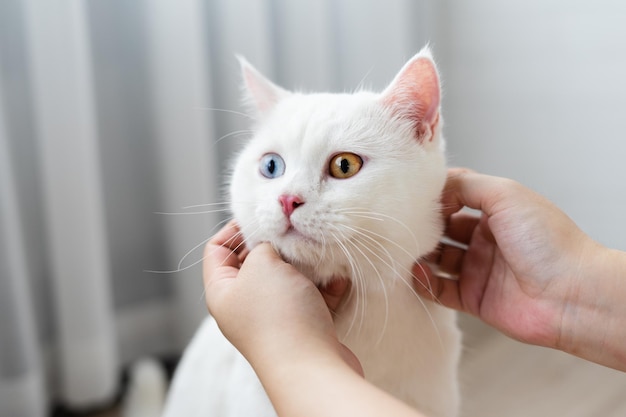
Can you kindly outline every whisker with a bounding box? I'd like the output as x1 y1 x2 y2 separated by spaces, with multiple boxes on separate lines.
155 200 255 216
413 261 438 302
351 225 412 261
196 106 254 121
313 229 328 273
352 225 440 297
339 212 386 222
214 129 254 145
154 208 231 216
144 217 235 275
177 218 232 270
177 235 213 271
356 224 441 301
339 232 389 347
334 222 444 350
198 223 262 301
328 229 365 339
339 207 424 267
182 202 232 210
353 66 374 93
348 223 439 302
144 256 206 275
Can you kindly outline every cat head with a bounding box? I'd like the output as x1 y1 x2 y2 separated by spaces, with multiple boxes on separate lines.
230 48 446 286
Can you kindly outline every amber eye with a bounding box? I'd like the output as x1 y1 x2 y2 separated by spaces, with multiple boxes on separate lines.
329 153 363 179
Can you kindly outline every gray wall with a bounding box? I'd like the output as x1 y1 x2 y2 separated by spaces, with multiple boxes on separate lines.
438 1 626 250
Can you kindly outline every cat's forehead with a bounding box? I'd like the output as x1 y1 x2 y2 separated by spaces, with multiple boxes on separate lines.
276 91 376 117
256 91 382 150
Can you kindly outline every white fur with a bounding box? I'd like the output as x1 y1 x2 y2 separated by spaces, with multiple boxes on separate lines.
163 48 461 417
123 358 167 417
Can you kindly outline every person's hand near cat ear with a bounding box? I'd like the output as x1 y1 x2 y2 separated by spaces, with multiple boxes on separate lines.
415 168 626 372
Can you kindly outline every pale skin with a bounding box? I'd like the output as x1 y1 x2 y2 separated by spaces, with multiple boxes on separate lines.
203 168 626 417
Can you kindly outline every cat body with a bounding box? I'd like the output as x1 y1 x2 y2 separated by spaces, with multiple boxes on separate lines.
162 48 461 417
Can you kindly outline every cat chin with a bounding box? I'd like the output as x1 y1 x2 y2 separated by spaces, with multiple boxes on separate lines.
273 244 345 286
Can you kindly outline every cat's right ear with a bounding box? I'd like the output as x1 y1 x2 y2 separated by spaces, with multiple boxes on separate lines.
380 47 441 143
237 56 290 118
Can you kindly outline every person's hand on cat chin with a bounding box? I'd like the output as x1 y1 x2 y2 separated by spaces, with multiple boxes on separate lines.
203 221 363 376
414 168 626 372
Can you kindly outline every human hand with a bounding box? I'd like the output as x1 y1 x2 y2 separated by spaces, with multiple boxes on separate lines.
414 169 603 352
203 221 362 375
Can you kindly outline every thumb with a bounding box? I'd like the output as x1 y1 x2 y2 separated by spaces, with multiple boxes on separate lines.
241 242 298 281
244 242 284 266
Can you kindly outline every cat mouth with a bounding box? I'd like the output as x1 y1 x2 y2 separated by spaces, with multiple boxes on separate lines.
282 224 319 245
284 224 306 239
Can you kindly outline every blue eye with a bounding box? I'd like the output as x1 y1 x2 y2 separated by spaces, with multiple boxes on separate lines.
259 153 286 179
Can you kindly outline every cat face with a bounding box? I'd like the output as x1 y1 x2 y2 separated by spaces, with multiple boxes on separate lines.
230 49 446 286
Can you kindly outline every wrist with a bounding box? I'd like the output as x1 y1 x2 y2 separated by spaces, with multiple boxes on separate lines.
250 339 358 413
249 341 424 417
557 243 626 371
251 333 346 374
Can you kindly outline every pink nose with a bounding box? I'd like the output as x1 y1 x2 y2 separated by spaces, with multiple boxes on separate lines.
279 194 304 218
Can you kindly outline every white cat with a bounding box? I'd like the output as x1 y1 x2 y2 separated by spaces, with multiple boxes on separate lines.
162 47 461 417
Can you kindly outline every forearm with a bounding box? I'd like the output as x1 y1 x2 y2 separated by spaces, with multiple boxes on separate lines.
250 344 426 417
559 245 626 371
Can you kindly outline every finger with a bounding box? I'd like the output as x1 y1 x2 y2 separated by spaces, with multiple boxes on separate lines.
412 262 434 296
444 211 480 245
206 221 246 269
244 242 283 264
211 220 247 255
320 279 351 312
440 168 475 216
203 222 246 288
437 244 466 277
241 242 293 280
412 263 464 311
203 241 240 288
422 248 440 264
442 168 516 217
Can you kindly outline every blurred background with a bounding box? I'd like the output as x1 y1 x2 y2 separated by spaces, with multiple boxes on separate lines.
1 1 625 416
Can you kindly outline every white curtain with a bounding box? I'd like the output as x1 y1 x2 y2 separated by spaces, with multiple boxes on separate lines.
0 74 46 417
2 0 625 415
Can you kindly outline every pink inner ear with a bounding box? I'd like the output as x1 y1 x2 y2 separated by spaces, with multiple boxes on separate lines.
382 56 441 141
243 67 279 113
238 56 288 116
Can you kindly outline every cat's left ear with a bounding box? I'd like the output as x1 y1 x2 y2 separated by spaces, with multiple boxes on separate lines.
237 56 290 118
381 47 441 143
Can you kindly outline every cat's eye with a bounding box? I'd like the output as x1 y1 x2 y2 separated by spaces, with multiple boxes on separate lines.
259 153 286 179
329 152 363 179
